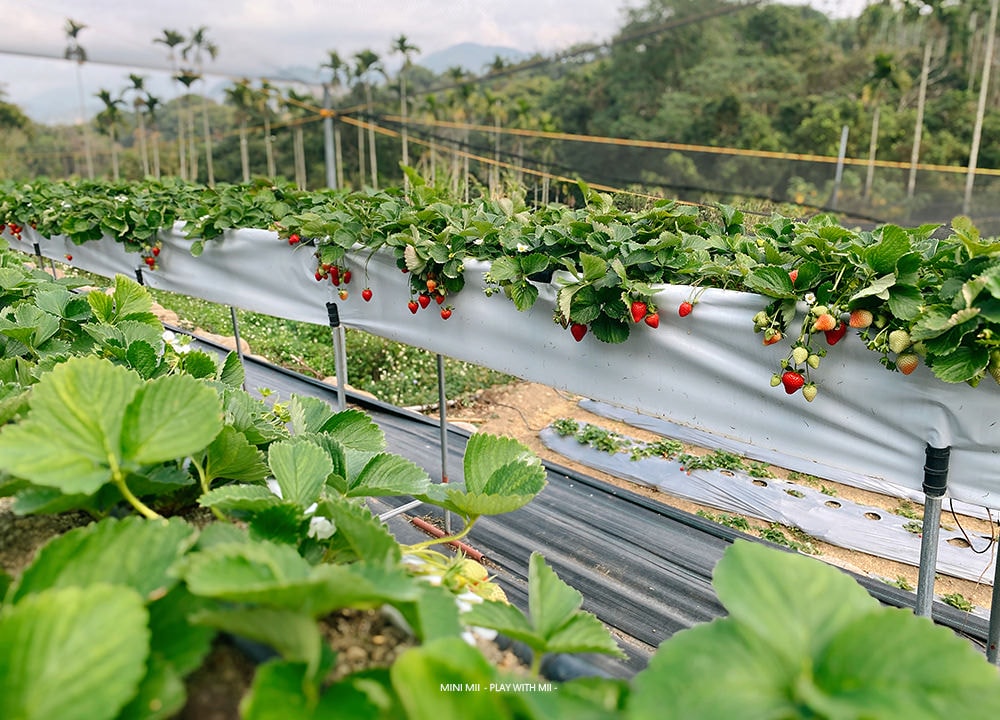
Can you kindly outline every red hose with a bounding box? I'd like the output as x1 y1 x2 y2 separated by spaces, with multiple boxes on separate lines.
409 517 485 562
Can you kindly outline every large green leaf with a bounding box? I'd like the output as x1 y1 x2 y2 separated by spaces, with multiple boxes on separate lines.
115 653 186 720
192 607 323 671
866 225 912 275
0 356 142 493
813 609 1000 719
744 265 795 298
319 408 386 452
347 452 431 497
199 484 282 513
241 660 381 720
11 516 197 603
391 638 511 720
146 586 216 676
628 617 796 720
712 540 878 664
0 585 150 720
463 433 540 494
322 497 400 564
289 394 337 435
268 437 334 507
197 425 269 485
120 373 224 465
929 345 990 383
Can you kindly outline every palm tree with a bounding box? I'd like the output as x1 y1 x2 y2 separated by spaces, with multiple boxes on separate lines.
480 88 506 197
417 94 443 184
445 66 473 199
94 88 125 179
144 93 163 178
64 18 94 179
153 29 187 179
224 79 255 182
284 88 314 189
320 50 347 189
253 81 277 178
391 34 420 181
354 49 382 188
174 69 202 181
124 74 150 176
183 27 219 186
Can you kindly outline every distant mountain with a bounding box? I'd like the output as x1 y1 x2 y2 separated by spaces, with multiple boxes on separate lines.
417 43 530 76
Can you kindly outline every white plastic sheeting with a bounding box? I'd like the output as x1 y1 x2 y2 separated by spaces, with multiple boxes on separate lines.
18 225 1000 510
540 426 998 586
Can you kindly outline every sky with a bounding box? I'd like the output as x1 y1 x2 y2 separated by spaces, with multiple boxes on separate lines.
0 0 870 124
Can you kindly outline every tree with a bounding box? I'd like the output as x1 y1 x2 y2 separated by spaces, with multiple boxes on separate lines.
183 27 219 186
391 34 420 184
252 81 277 178
64 18 94 179
283 88 314 189
124 74 150 176
154 29 188 179
224 79 255 182
354 49 382 188
94 88 125 180
144 93 163 178
320 50 347 189
862 52 910 201
174 69 202 181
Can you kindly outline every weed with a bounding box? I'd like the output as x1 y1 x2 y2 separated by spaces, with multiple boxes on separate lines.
696 510 751 532
942 593 974 612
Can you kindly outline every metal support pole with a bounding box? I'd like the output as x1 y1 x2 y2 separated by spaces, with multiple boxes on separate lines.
437 353 452 534
229 306 247 390
829 125 849 211
33 243 56 280
915 445 950 617
322 86 338 191
988 554 1000 664
325 301 348 413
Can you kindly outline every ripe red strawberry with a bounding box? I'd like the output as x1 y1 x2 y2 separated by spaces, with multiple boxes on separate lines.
440 307 452 320
763 331 783 346
418 293 431 309
408 300 419 314
152 246 161 257
314 271 324 282
824 322 848 345
362 288 373 302
329 266 340 286
630 300 648 323
65 254 73 261
288 233 300 245
896 353 919 375
849 309 873 329
678 301 693 317
570 323 587 342
435 292 446 304
144 256 156 268
813 313 836 332
788 268 799 284
781 371 805 394
338 289 349 301
343 270 352 284
644 312 660 328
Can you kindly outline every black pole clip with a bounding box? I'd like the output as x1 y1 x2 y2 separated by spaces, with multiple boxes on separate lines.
32 242 42 259
326 301 341 329
923 445 951 498
134 267 145 286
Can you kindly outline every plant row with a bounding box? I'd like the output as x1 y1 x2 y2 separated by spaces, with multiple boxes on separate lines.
2 175 999 401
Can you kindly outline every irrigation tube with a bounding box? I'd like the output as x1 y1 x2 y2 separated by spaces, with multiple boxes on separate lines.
915 445 950 617
325 301 349 413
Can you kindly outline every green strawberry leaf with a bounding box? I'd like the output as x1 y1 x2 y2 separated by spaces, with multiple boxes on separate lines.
249 503 309 545
268 437 334 507
887 284 923 321
125 340 160 379
199 484 282 513
0 585 150 720
242 660 380 720
321 497 401 565
866 225 912 275
147 586 217 676
120 373 224 465
928 345 990 383
192 606 323 671
347 452 430 498
744 265 795 298
196 425 269 486
10 516 197 603
218 351 245 388
289 394 337 435
850 273 896 302
115 652 186 720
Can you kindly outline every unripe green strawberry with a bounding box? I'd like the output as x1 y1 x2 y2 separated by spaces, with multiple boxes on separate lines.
770 374 782 387
989 350 1000 385
811 305 829 317
888 329 911 354
753 311 768 326
807 354 821 369
792 346 809 365
802 383 818 402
